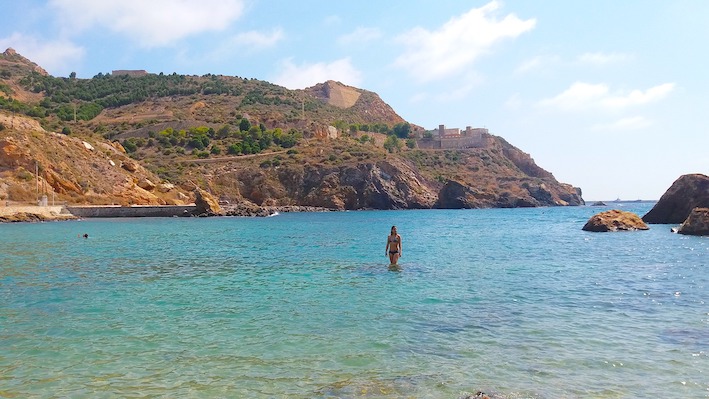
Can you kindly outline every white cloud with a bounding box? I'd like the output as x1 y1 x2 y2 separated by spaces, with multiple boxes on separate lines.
514 56 543 74
338 27 382 46
393 1 535 82
592 116 653 131
272 58 362 89
514 54 561 74
225 29 284 50
577 52 632 66
204 29 284 62
516 52 628 75
434 72 484 101
0 32 85 75
539 82 675 111
49 0 245 47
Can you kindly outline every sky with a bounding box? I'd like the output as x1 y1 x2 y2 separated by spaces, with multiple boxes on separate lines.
1 0 708 201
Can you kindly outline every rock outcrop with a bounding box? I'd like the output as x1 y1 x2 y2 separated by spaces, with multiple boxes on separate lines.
435 180 480 208
194 188 224 216
643 174 709 224
308 80 361 109
677 207 709 236
233 159 438 210
0 205 76 223
1 48 49 76
582 210 649 232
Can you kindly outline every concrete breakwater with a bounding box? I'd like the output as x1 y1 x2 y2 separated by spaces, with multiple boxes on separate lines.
67 205 197 218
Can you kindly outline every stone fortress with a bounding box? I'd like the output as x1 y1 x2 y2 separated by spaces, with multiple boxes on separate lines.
416 124 491 150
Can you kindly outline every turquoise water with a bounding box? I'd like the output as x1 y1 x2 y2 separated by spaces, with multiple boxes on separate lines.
1 204 708 398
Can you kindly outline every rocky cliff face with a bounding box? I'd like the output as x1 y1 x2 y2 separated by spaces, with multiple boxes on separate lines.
304 80 405 126
232 158 438 210
642 174 709 224
203 144 583 211
0 113 190 206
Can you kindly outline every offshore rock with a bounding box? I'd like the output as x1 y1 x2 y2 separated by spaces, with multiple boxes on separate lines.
677 207 709 236
643 174 709 224
583 209 649 232
194 188 224 216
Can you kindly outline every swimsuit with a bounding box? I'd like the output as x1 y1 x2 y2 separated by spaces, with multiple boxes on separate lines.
388 235 400 255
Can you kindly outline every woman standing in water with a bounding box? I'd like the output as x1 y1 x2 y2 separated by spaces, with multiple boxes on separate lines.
385 225 402 265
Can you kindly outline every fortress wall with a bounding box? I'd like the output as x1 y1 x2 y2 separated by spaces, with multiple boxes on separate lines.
67 205 197 218
439 136 485 149
416 140 440 150
112 70 148 77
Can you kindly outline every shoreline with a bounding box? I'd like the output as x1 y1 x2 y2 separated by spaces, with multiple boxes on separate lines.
0 205 77 223
0 203 336 223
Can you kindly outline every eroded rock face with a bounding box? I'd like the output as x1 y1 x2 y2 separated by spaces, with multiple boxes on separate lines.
236 159 438 210
194 188 224 216
230 155 584 211
643 174 709 224
677 207 709 236
435 180 480 209
582 210 649 232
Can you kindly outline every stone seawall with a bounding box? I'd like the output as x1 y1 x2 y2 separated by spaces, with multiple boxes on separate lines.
67 205 197 218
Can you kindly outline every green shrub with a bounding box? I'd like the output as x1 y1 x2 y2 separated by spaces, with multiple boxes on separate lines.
227 143 242 155
16 168 34 181
383 135 401 153
122 140 137 153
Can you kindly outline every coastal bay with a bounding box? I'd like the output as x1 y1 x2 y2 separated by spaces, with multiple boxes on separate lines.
1 204 707 398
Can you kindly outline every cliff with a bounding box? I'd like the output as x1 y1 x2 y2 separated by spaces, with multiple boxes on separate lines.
0 49 584 211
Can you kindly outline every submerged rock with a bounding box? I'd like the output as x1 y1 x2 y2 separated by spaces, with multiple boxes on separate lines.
643 173 709 224
677 207 709 236
582 209 649 232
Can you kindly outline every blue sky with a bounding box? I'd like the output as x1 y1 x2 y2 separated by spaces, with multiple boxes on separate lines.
2 0 708 200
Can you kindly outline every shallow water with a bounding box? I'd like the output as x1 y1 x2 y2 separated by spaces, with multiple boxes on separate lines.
1 204 707 398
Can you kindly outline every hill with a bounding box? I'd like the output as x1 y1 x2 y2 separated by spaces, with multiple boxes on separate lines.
0 48 583 211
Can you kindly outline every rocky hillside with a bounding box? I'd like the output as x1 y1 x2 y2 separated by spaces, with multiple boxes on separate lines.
0 48 584 210
0 113 189 205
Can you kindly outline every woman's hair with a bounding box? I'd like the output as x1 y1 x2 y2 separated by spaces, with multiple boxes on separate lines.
391 225 397 232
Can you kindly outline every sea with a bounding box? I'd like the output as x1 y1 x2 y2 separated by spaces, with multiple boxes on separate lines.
1 203 707 399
